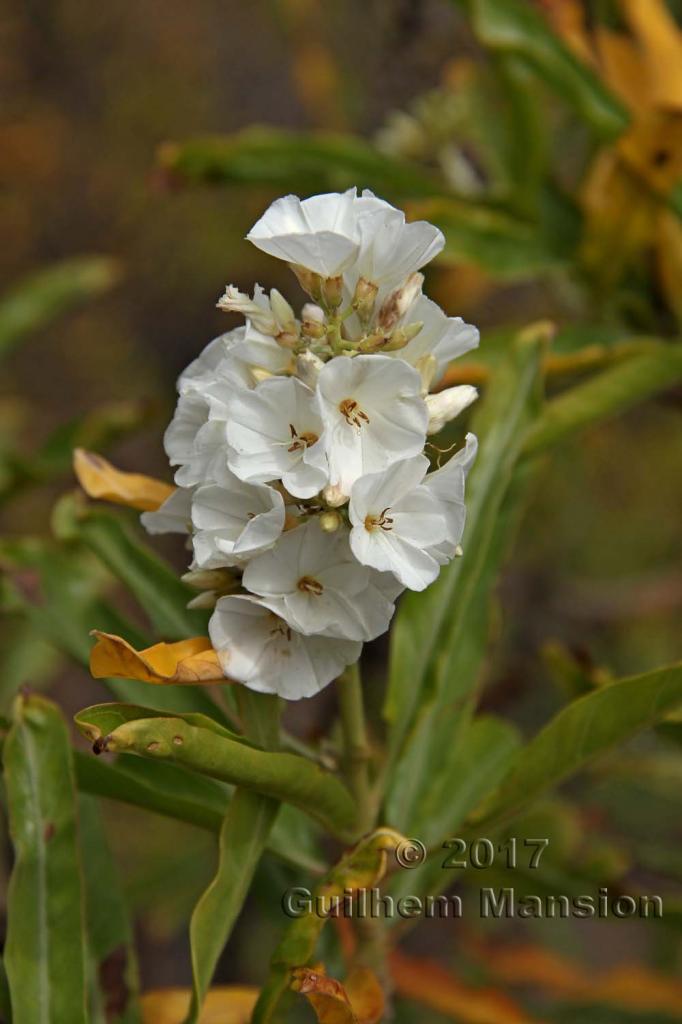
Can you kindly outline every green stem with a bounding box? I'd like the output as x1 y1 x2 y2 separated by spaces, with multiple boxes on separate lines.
337 662 374 834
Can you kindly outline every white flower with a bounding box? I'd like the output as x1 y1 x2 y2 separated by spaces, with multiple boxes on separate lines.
348 455 447 591
242 520 396 641
140 487 193 535
178 328 249 394
217 284 277 335
426 385 478 434
389 294 479 382
209 594 361 699
191 467 285 569
423 432 477 562
230 320 293 380
164 391 230 488
246 189 363 277
350 194 444 296
316 354 427 495
227 376 328 499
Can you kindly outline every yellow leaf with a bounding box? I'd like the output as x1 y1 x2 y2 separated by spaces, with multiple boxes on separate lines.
657 209 682 322
141 986 258 1024
291 965 384 1024
73 447 174 512
389 951 538 1024
620 0 682 111
89 630 227 685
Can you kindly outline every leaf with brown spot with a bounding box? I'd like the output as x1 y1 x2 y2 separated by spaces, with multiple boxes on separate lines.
291 965 384 1024
73 447 174 511
140 986 258 1023
89 630 227 685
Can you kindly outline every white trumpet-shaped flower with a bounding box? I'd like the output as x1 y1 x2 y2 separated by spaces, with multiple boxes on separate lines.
423 432 478 562
190 466 285 569
426 385 478 434
227 376 328 499
208 594 361 699
348 455 447 591
351 197 444 296
390 294 480 381
316 354 427 496
242 520 396 641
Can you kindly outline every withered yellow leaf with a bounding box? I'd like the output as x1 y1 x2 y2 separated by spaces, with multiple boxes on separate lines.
73 447 174 512
620 0 682 111
141 986 258 1023
292 965 384 1024
389 950 537 1024
89 631 227 685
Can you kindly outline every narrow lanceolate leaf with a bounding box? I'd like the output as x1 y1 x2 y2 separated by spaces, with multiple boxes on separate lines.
0 257 119 358
185 791 278 1024
74 704 357 841
476 660 682 828
73 449 173 512
3 694 88 1023
157 127 447 198
384 330 543 831
79 796 140 1023
89 631 226 685
53 497 206 640
252 830 404 1024
453 0 629 138
185 690 280 1024
523 346 682 456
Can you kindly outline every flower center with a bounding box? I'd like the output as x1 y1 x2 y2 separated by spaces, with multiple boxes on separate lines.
364 507 394 532
268 614 292 642
297 575 324 596
339 398 370 429
288 423 319 453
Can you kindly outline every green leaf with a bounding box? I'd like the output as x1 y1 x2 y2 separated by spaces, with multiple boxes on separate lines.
523 346 682 456
74 703 358 841
477 660 682 828
0 257 119 359
3 694 88 1023
384 332 543 830
78 796 140 1024
454 0 629 138
0 538 224 721
184 689 280 1024
53 497 206 640
185 790 278 1024
158 127 448 198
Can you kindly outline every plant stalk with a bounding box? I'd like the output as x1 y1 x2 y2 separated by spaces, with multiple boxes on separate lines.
337 661 374 834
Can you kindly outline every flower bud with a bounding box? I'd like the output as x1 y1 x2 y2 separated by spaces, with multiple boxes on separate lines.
289 263 323 301
321 275 343 311
322 482 349 508
295 349 324 388
301 303 326 340
383 321 423 352
351 276 378 326
377 271 423 331
186 590 218 610
217 285 277 335
426 385 478 435
275 330 300 350
319 510 342 533
270 288 297 333
181 568 236 591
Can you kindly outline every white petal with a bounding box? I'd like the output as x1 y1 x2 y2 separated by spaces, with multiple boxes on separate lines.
424 432 478 553
191 473 284 569
426 385 478 434
392 295 479 380
140 487 193 535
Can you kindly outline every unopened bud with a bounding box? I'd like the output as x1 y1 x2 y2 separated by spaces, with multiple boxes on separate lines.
357 330 388 353
351 276 378 326
319 510 342 533
275 330 300 350
301 303 326 340
321 275 343 311
322 482 349 508
416 354 438 394
290 264 322 302
377 272 423 331
217 285 277 335
295 349 324 388
270 289 297 333
455 544 464 557
383 321 423 352
426 385 478 435
187 590 218 610
182 568 236 591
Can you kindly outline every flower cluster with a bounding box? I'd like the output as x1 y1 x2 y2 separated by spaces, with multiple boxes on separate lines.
143 189 479 699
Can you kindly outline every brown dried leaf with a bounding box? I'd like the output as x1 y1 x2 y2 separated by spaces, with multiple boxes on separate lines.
73 447 174 511
291 965 384 1024
89 630 227 685
141 986 258 1023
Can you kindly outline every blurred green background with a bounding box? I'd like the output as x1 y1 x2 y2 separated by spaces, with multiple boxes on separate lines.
1 0 681 1018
